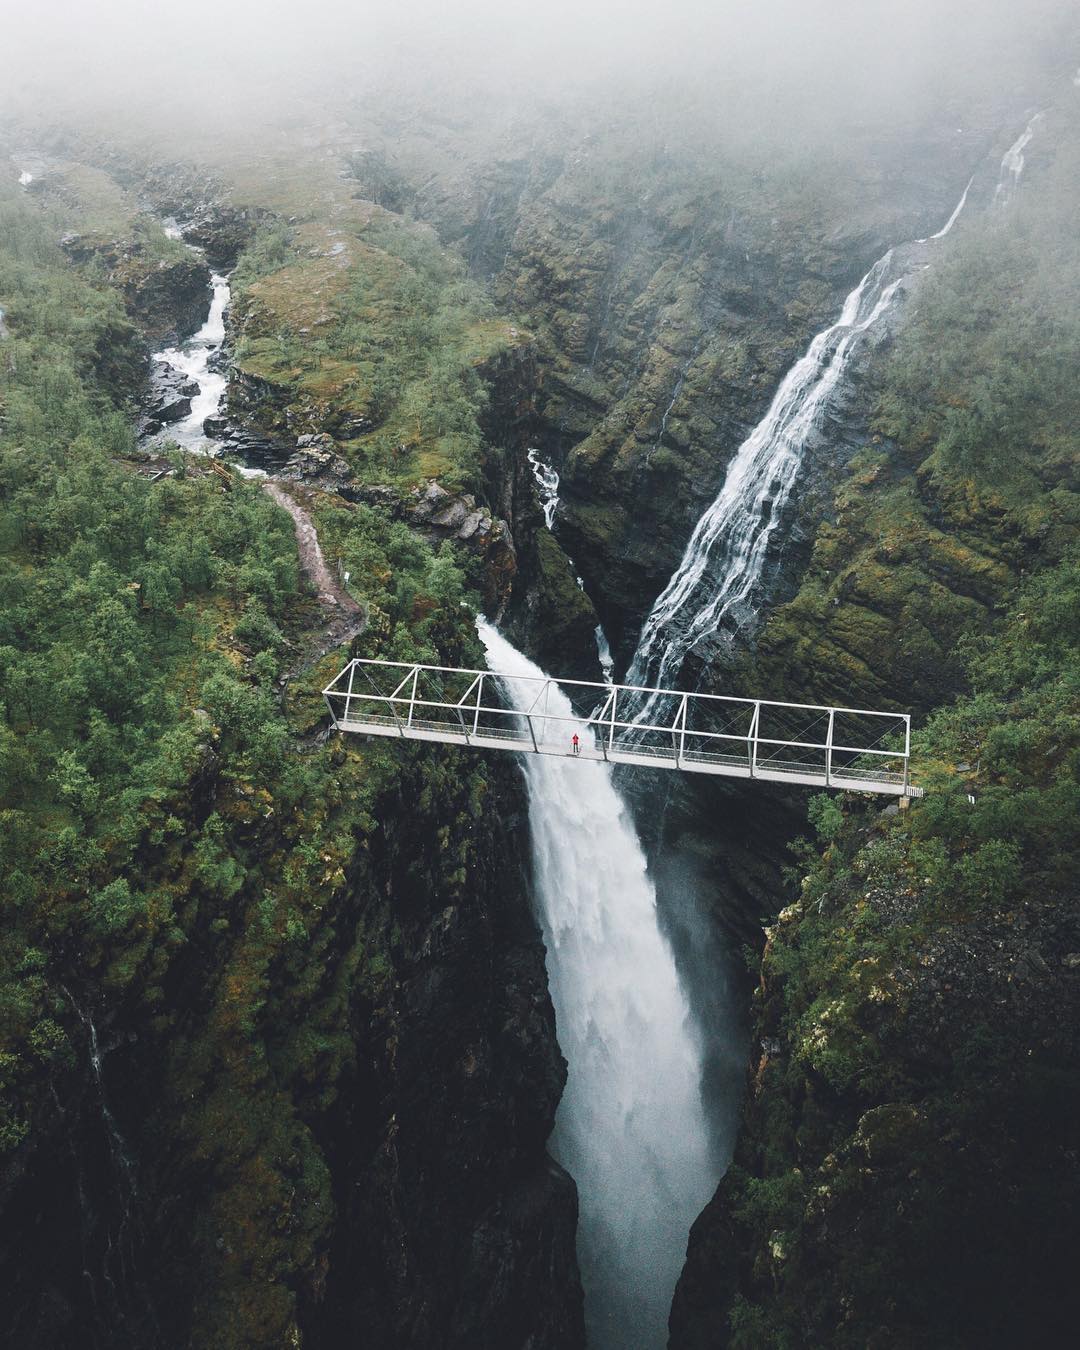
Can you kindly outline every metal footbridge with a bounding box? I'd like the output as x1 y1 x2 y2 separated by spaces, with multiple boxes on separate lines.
324 658 920 797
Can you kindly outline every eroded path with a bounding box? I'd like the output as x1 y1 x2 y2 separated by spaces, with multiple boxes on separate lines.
263 481 366 665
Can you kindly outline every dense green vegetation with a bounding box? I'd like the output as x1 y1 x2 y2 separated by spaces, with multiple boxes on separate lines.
0 180 503 1347
682 112 1080 1350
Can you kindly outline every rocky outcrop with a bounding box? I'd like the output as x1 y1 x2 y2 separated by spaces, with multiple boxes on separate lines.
180 204 265 271
279 434 355 493
60 231 210 343
139 361 199 433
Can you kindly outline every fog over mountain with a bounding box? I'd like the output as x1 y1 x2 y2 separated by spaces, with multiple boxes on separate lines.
5 0 1078 145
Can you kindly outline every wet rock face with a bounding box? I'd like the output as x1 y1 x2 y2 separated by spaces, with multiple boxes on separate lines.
177 204 265 271
406 134 992 658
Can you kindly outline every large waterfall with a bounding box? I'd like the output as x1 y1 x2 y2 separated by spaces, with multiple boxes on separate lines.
478 622 715 1350
624 251 904 723
492 166 987 1343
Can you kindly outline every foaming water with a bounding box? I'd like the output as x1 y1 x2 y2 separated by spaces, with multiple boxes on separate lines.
478 621 715 1350
148 274 265 479
528 447 561 529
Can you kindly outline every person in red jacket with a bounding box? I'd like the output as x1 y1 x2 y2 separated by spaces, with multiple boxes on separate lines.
571 733 580 756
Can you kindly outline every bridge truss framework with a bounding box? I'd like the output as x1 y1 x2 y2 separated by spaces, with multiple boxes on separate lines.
323 658 919 797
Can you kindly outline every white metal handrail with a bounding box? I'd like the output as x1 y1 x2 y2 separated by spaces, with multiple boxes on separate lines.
323 658 918 797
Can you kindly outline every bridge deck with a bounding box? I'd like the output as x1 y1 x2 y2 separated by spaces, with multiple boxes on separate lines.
324 659 921 798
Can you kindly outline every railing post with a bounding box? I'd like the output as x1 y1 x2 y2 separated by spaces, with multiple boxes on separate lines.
608 687 618 754
525 714 540 752
825 708 835 787
749 702 761 776
473 673 485 737
405 666 420 730
676 693 688 766
903 715 911 795
330 660 355 729
592 689 615 762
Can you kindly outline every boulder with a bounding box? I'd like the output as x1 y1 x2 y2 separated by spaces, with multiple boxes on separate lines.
280 438 354 490
146 362 200 424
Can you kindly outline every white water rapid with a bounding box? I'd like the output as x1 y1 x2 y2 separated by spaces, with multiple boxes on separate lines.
624 251 904 723
478 621 714 1350
527 446 561 528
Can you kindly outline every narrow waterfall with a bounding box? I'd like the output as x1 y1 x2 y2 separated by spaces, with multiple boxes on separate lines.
478 622 715 1350
528 446 617 683
994 112 1044 206
624 252 904 723
527 447 561 529
919 175 974 242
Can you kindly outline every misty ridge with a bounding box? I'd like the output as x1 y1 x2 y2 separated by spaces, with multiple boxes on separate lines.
4 0 1079 160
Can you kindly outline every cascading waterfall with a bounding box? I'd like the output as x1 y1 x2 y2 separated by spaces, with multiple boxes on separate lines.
624 251 904 724
147 269 266 479
478 622 714 1350
527 447 561 529
528 446 617 683
151 273 231 453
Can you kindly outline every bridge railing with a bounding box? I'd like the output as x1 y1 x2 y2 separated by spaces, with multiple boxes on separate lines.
323 658 914 795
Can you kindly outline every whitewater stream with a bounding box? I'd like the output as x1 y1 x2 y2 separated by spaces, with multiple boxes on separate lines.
478 622 715 1350
146 265 271 479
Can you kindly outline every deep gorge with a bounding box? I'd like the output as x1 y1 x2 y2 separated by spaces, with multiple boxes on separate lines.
3 17 1080 1347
